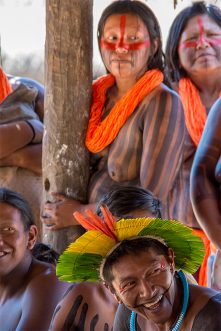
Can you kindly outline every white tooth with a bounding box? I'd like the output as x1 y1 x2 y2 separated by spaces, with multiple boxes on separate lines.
144 294 163 308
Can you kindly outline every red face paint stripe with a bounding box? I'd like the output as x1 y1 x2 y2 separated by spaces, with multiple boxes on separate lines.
179 36 221 49
197 16 205 45
127 40 150 50
100 38 150 51
117 15 126 48
100 38 116 50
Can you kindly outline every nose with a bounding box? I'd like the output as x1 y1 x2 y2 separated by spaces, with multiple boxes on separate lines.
196 35 210 50
139 279 156 299
115 46 128 54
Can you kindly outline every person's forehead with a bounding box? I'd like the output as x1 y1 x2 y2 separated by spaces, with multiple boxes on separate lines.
182 14 220 34
0 202 23 225
111 248 162 280
103 13 147 33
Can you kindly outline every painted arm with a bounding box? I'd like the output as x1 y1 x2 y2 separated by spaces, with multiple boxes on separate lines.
190 98 221 250
140 87 185 201
49 284 114 331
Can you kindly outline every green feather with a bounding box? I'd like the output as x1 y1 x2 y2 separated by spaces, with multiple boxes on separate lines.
138 219 205 274
56 252 102 282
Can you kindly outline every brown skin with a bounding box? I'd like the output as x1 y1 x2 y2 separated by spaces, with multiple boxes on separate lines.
109 249 218 331
49 209 154 331
190 98 221 249
178 14 221 109
0 76 44 175
191 98 221 289
0 202 69 331
41 13 184 230
49 283 118 331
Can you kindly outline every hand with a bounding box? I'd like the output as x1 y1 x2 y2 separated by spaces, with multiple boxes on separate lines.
41 193 83 231
26 119 44 144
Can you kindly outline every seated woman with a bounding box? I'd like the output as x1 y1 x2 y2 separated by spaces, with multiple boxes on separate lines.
56 207 221 331
0 188 69 331
191 97 221 290
0 69 44 230
165 1 221 286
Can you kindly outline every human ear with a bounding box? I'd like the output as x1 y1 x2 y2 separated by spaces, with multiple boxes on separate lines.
27 225 38 250
168 248 175 273
103 282 123 304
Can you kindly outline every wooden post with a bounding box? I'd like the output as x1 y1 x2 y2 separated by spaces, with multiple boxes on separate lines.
42 0 92 253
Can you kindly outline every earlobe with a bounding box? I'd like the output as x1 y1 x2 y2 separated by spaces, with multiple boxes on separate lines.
27 225 38 250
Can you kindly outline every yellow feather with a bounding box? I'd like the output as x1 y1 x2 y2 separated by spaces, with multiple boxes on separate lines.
66 230 116 257
115 218 155 241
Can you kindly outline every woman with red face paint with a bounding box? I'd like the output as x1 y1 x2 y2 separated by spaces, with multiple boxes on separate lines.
41 2 184 239
165 1 221 287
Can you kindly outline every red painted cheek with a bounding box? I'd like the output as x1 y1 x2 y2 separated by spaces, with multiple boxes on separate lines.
100 14 150 52
179 16 221 49
179 37 221 50
100 38 150 51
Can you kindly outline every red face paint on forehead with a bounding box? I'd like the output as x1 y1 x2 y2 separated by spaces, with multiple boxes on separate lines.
179 15 221 50
100 14 150 51
118 15 126 48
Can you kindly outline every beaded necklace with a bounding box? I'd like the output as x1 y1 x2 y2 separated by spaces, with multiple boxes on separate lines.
129 270 189 331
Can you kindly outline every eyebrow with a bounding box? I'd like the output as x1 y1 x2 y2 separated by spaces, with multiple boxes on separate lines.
117 259 160 283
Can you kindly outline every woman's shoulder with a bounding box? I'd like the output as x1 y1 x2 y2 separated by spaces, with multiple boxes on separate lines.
141 81 181 104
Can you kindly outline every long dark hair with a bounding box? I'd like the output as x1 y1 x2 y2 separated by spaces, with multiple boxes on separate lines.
97 0 164 72
96 186 162 218
165 1 221 82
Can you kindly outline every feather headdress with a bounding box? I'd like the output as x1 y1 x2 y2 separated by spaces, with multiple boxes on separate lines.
56 206 205 282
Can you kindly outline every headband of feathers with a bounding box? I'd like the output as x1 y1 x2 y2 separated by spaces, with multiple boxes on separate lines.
56 206 205 282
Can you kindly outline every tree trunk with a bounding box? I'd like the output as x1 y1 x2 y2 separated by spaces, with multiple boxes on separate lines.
42 0 92 253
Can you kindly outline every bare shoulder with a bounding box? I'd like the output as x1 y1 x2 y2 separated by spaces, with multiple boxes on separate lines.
141 82 182 113
189 284 221 311
190 285 221 331
26 259 69 293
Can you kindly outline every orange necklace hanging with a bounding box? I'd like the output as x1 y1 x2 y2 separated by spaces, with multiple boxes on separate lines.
86 69 163 153
0 67 12 103
179 77 221 146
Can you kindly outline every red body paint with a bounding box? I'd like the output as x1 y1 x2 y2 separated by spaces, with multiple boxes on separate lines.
100 15 150 51
179 16 221 49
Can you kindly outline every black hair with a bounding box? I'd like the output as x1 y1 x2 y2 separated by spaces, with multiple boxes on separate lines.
96 186 162 218
165 1 221 82
101 237 169 286
97 0 164 72
32 242 59 266
0 187 35 231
